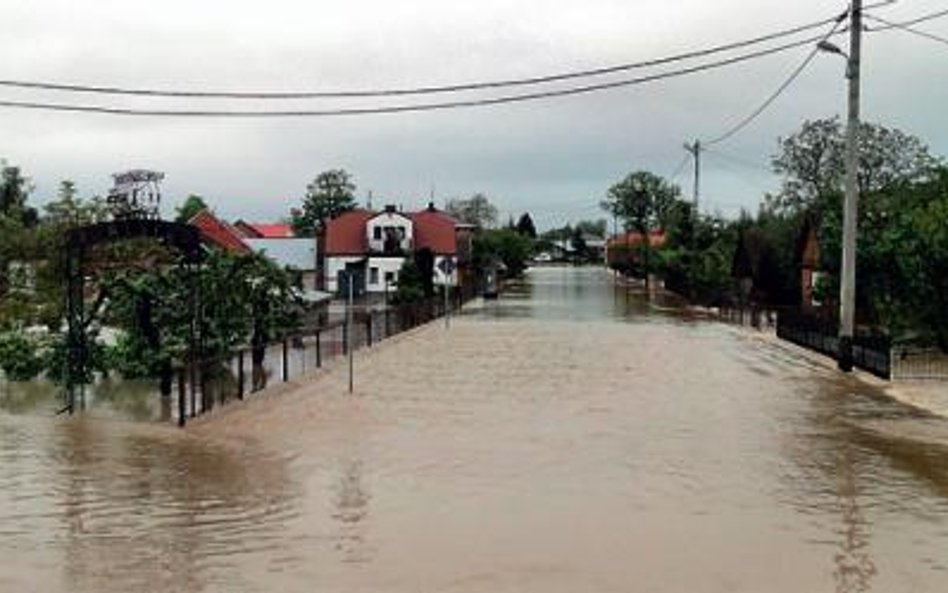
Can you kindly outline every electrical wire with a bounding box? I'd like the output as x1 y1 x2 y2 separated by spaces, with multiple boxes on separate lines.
0 15 845 100
666 154 692 184
0 32 840 117
702 147 772 173
865 12 948 48
701 12 847 146
867 6 948 30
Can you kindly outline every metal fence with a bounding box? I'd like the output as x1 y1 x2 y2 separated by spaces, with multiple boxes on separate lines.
172 292 464 426
716 307 778 332
775 311 892 379
890 347 948 381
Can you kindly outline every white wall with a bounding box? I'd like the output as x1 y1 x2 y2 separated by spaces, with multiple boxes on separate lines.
328 253 458 294
365 257 406 293
366 212 413 253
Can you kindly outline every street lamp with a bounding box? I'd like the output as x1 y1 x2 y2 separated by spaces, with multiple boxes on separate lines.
818 2 862 372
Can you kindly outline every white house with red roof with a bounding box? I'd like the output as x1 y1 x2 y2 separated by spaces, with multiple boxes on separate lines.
323 203 472 295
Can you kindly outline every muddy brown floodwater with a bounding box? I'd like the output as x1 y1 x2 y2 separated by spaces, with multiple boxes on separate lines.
3 266 948 592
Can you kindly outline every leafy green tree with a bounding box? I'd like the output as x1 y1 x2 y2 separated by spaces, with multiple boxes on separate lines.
392 258 426 304
602 170 680 285
101 250 301 395
291 169 357 236
769 117 940 214
515 213 537 238
175 194 209 223
473 228 532 278
574 219 608 238
445 193 498 229
0 162 37 227
0 332 44 381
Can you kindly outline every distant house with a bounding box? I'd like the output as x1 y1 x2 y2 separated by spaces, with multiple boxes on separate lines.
604 231 666 268
797 216 823 310
323 203 472 296
188 209 324 291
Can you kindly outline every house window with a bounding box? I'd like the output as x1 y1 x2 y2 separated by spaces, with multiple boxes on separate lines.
384 271 394 283
370 267 379 285
373 226 382 240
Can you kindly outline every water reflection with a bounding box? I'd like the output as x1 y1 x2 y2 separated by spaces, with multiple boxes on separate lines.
0 413 301 592
330 457 373 564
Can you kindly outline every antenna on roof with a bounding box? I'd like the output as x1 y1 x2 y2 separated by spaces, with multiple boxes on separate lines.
366 190 373 210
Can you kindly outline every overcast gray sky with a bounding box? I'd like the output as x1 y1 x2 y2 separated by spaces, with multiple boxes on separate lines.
1 0 946 229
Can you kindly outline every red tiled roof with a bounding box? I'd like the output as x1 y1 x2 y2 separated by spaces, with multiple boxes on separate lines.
324 209 375 255
233 220 263 238
248 223 294 238
411 208 459 255
188 209 251 254
607 230 666 249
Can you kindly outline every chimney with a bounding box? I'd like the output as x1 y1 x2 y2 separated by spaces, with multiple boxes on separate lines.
427 201 436 212
384 204 396 213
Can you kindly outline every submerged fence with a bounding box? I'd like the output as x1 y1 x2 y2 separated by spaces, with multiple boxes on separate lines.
890 347 948 381
775 310 892 379
172 292 467 426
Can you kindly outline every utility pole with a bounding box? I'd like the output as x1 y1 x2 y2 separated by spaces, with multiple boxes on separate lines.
684 140 701 212
838 0 862 372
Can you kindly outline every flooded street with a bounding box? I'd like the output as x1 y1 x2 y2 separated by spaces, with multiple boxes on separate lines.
3 266 948 592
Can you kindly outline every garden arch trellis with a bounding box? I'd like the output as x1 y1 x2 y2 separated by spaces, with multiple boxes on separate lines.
63 218 205 418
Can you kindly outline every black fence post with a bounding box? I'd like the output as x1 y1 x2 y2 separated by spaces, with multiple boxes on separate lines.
237 350 245 400
189 363 197 418
282 338 289 382
177 368 187 427
367 315 373 347
343 320 349 355
316 329 322 368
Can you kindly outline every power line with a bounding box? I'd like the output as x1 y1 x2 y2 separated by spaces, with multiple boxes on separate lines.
0 32 840 118
865 13 948 48
665 154 691 183
867 6 948 30
702 147 772 173
0 15 845 100
702 12 848 146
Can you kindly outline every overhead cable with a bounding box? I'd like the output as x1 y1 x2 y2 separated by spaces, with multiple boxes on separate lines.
0 33 843 118
0 15 844 99
865 12 948 47
702 13 847 146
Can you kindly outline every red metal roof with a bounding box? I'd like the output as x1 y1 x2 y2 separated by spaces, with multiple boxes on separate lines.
188 209 251 254
248 223 294 238
324 209 375 255
411 208 459 255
